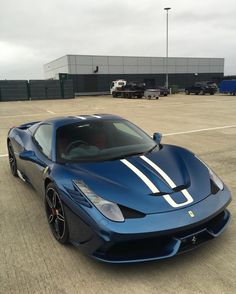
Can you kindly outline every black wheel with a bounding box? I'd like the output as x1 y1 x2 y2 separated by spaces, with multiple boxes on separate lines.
185 90 190 95
199 90 204 95
8 141 18 177
45 183 69 244
112 92 116 98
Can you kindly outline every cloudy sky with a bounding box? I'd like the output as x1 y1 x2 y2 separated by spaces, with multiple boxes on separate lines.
1 0 236 79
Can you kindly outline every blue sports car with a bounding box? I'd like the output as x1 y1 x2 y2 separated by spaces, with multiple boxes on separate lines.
7 114 231 263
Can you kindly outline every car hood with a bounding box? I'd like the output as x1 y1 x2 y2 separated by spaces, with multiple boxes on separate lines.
64 144 211 214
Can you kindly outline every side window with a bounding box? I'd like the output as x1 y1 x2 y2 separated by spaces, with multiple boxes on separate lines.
34 124 53 159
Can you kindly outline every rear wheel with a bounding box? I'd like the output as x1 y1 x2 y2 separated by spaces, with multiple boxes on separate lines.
45 183 69 244
8 141 17 177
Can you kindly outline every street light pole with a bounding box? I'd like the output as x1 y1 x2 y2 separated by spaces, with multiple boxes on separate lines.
164 7 171 89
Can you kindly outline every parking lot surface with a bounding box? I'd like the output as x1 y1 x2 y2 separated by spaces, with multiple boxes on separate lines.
0 94 236 294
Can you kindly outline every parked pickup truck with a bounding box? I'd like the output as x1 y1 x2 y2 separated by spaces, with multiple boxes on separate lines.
185 81 217 95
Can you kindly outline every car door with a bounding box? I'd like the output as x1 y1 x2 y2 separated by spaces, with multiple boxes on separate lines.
25 124 53 195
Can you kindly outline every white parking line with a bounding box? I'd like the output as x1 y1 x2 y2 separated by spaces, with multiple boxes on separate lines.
0 154 8 158
46 110 56 114
163 124 236 136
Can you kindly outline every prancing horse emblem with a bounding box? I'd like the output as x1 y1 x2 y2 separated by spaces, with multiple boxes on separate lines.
188 210 195 217
191 236 197 244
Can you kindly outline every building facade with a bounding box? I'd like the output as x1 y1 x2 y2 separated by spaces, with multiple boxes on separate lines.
44 55 224 94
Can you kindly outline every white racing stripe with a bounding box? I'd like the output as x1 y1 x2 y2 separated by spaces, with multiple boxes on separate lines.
140 155 194 208
140 155 176 188
91 115 101 118
121 155 194 208
120 159 159 193
162 192 193 208
74 116 86 120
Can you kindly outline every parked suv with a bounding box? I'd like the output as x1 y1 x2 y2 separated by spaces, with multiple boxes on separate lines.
185 81 218 95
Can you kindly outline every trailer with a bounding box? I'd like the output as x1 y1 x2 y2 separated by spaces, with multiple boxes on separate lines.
144 89 160 99
220 80 236 95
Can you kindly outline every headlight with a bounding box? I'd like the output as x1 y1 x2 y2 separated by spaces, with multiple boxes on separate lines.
195 156 224 191
73 180 124 222
208 169 224 191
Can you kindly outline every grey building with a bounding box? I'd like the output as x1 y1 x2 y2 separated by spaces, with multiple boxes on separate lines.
44 55 224 94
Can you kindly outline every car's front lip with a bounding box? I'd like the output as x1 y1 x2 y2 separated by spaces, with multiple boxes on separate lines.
92 209 231 263
69 187 231 263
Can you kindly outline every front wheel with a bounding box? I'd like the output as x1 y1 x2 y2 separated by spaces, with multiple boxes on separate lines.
199 90 204 95
45 183 69 244
185 90 190 95
8 141 18 177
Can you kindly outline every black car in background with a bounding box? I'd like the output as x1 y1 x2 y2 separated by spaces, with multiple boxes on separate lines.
158 86 169 96
185 81 218 95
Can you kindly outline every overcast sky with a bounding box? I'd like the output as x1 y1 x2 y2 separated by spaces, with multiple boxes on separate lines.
1 0 236 79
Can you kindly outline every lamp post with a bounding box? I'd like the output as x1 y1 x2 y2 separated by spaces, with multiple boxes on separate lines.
164 7 171 89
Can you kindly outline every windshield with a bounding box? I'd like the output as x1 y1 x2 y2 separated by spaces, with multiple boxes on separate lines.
56 119 157 163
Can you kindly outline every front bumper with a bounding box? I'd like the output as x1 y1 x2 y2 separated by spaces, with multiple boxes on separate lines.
67 187 231 263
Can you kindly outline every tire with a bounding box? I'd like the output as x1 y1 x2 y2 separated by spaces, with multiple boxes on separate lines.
8 141 18 177
45 183 69 244
185 90 190 95
112 92 116 98
199 90 204 95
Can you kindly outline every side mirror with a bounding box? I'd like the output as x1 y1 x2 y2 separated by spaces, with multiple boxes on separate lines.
153 132 162 145
19 150 47 167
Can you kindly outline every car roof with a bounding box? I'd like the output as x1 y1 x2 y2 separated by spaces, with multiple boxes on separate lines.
43 114 124 128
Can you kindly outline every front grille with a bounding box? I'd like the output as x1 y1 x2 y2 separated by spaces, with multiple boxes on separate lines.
96 236 176 261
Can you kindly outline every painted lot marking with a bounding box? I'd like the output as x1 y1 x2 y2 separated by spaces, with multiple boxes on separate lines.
46 110 56 114
0 154 8 158
163 124 236 136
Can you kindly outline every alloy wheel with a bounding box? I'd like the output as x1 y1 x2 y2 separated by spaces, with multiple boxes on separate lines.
45 188 66 240
8 143 17 176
